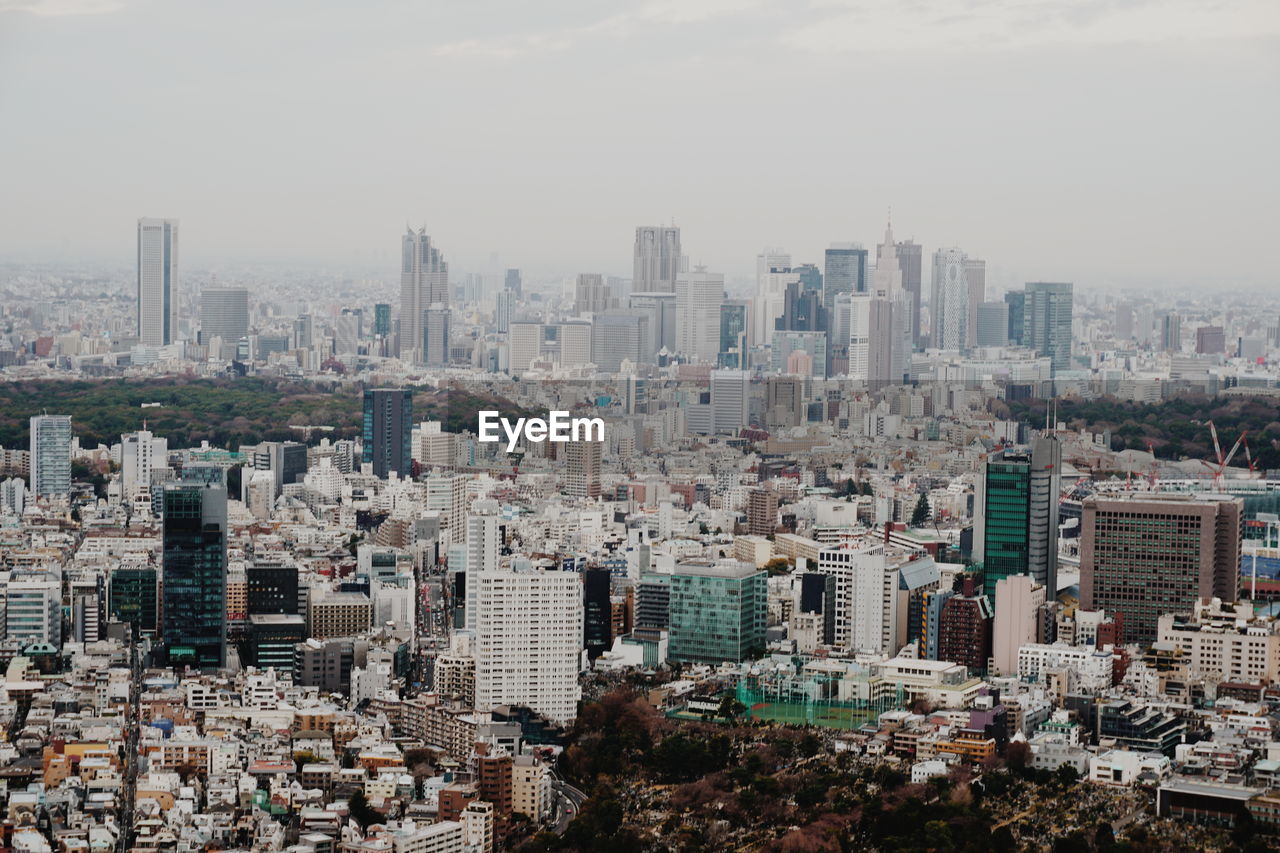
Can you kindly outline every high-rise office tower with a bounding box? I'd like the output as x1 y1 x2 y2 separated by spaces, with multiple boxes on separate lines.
776 280 825 333
1114 302 1134 342
872 219 913 382
591 312 650 373
1081 494 1241 643
162 470 228 669
628 291 676 358
423 306 450 366
564 438 602 499
823 243 867 323
109 566 158 633
675 267 724 363
846 293 895 385
29 414 72 499
252 440 308 498
668 560 767 664
474 567 583 724
362 389 413 479
718 301 748 368
137 218 179 346
374 303 392 338
894 239 924 346
964 258 986 348
930 248 971 351
504 268 522 297
1196 325 1225 355
975 301 1010 347
121 429 167 500
633 226 682 293
293 314 314 350
710 368 749 435
495 289 515 334
200 287 249 359
400 226 449 363
247 558 299 616
975 436 1061 601
747 488 778 536
1005 291 1026 346
1022 282 1073 373
574 273 608 315
1160 312 1183 353
754 253 797 349
583 567 613 660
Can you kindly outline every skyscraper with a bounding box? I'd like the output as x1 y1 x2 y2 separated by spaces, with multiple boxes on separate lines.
400 227 449 363
1081 494 1241 643
668 560 766 664
582 567 613 660
137 218 179 346
633 226 682 293
362 389 413 479
121 429 167 500
200 287 249 359
964 257 987 348
894 239 924 346
474 567 583 723
823 243 867 322
564 438 602 499
710 368 749 435
162 470 228 669
975 301 1010 347
675 267 724 363
504 268 522 297
1004 290 1026 346
29 414 72 499
423 306 451 366
591 312 650 373
1160 312 1183 353
574 273 608 315
1023 282 1073 373
976 436 1061 602
374 303 392 338
718 301 748 368
930 248 971 351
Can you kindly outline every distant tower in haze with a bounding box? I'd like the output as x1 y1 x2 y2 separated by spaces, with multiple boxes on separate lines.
675 267 724 363
137 218 179 346
931 248 971 351
823 243 867 321
633 226 682 293
200 287 249 359
1022 282 1074 372
399 227 449 363
894 239 924 346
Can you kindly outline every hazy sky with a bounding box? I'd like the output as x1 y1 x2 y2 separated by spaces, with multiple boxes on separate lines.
2 0 1277 290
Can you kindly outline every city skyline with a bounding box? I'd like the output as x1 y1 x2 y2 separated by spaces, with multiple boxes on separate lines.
1 1 1277 289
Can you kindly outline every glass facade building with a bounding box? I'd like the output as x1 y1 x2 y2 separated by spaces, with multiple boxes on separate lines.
109 566 158 633
979 437 1060 602
668 561 766 664
162 470 228 669
717 302 748 368
362 388 413 479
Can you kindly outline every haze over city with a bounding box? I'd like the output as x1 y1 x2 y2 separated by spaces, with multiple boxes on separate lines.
2 0 1278 289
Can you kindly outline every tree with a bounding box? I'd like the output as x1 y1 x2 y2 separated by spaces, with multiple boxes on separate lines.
346 789 381 830
910 493 931 527
764 557 792 576
717 694 747 723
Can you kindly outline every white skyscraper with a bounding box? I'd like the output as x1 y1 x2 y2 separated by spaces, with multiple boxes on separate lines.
137 218 179 346
474 568 583 724
930 248 971 351
818 541 899 653
633 225 682 293
121 429 168 500
29 415 72 499
753 251 796 350
710 369 749 435
399 227 449 363
675 266 724 363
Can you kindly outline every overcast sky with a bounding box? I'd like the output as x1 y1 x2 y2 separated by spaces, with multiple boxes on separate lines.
1 0 1277 290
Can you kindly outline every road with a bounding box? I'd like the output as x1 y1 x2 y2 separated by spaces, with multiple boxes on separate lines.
551 779 588 835
118 633 142 853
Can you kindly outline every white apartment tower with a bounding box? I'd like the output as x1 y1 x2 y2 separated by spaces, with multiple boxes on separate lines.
137 218 179 346
29 415 72 499
930 248 971 351
121 429 168 500
474 568 584 724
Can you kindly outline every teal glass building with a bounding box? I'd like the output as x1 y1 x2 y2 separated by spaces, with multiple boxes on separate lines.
669 561 767 664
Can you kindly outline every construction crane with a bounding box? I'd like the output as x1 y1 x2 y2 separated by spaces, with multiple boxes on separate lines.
1144 440 1159 489
1200 421 1248 490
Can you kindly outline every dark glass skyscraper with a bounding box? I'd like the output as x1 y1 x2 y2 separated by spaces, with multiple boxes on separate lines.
1004 290 1026 346
374 303 392 338
823 243 868 320
582 567 613 661
162 470 228 669
978 437 1061 603
363 388 413 479
1022 282 1073 372
718 302 748 368
109 566 158 633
